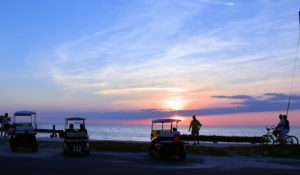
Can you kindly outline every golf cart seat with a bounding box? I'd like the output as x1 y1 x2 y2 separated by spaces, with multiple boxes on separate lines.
151 129 171 138
77 131 87 137
65 130 88 138
172 131 181 136
158 131 174 137
65 131 78 137
14 126 36 134
15 123 32 127
15 126 34 131
158 131 181 137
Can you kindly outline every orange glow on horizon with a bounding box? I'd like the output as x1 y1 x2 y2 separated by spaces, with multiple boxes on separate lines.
87 110 300 126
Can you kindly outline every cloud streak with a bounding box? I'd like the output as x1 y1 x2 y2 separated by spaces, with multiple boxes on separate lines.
39 93 300 121
95 87 187 95
35 0 300 112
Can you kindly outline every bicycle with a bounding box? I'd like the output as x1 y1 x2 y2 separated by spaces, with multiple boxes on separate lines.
260 125 299 146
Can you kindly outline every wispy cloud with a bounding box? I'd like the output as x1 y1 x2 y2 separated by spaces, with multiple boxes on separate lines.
38 0 300 111
211 95 255 100
215 1 235 6
95 87 187 95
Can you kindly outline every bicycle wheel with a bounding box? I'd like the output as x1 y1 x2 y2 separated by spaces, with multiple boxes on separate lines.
286 136 294 144
287 136 299 145
260 135 274 146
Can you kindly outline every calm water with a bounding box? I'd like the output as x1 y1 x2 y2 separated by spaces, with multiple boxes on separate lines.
37 124 300 142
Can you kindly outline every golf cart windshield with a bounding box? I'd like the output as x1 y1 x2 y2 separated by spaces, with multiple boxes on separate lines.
151 119 181 139
65 117 86 130
13 111 37 129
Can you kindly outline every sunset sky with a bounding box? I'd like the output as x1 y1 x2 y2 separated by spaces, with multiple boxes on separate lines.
0 0 299 125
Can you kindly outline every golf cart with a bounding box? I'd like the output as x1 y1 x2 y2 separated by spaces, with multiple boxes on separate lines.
63 117 89 156
10 111 38 152
149 119 186 160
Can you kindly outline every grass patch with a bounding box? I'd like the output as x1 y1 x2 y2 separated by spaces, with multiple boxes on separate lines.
227 145 300 159
90 141 300 159
186 144 300 158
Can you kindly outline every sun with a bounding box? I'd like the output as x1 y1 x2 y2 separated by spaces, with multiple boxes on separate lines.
172 116 183 120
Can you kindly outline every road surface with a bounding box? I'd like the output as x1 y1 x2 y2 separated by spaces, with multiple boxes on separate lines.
0 143 299 175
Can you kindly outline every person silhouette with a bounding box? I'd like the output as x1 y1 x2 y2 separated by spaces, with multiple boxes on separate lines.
189 115 202 145
275 114 284 138
69 124 75 131
80 124 87 134
282 115 290 143
3 113 9 137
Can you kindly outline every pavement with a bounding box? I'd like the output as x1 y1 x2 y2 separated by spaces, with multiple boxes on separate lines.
0 140 299 175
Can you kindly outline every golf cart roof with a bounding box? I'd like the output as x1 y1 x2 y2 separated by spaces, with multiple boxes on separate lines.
14 111 37 116
152 119 181 123
65 117 86 121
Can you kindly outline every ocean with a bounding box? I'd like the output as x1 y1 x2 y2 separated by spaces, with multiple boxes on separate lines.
36 124 300 142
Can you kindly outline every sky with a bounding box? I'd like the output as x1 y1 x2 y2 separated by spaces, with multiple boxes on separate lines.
0 0 300 126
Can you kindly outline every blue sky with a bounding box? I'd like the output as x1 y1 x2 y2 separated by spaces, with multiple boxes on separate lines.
0 0 299 124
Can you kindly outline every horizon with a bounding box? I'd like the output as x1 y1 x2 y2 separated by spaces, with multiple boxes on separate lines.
1 1 300 126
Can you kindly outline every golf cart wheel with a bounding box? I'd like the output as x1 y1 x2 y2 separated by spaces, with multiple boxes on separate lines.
178 151 186 161
10 138 18 152
178 147 186 160
148 144 155 157
149 145 162 160
155 151 163 160
10 143 18 152
260 135 274 146
63 149 68 155
84 150 90 156
32 143 38 152
149 138 160 158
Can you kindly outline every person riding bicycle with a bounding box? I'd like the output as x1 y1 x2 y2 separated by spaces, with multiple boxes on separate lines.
275 114 284 137
282 115 290 143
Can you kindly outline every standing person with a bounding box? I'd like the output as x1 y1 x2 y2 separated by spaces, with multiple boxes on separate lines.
3 113 10 137
282 115 290 143
0 114 3 136
189 115 202 145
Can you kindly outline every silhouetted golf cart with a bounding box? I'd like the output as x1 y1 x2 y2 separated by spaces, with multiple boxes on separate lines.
63 117 89 156
149 119 186 160
10 111 38 152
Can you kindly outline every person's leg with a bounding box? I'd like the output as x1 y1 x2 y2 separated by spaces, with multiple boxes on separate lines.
196 130 200 144
280 130 284 143
193 134 196 145
277 128 283 142
283 129 290 142
281 129 287 142
0 125 3 136
4 126 7 137
192 131 196 145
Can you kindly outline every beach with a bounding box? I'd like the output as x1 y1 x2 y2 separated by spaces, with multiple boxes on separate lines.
0 139 299 175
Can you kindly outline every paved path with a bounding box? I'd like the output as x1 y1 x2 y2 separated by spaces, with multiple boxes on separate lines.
0 142 299 175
